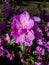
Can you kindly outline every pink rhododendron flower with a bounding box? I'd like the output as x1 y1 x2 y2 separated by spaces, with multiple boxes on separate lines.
0 46 5 56
37 39 43 45
6 52 14 60
34 62 42 65
47 22 49 27
45 41 49 52
5 33 10 43
4 0 9 5
11 11 35 46
37 38 46 46
35 46 45 55
45 26 48 32
46 31 49 37
33 16 41 23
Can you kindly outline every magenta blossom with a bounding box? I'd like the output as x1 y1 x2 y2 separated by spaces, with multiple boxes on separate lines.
37 38 46 46
6 52 14 60
46 31 49 37
35 46 45 55
5 33 10 43
47 22 49 27
33 16 41 23
34 62 42 65
45 41 49 52
0 46 5 57
11 11 35 46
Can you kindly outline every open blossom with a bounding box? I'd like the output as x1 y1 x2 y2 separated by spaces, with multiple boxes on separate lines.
11 11 35 46
37 38 46 46
35 46 45 55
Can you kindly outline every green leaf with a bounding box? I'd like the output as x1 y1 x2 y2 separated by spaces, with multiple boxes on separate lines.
20 43 26 53
31 59 34 64
26 55 34 64
12 51 15 56
10 39 14 45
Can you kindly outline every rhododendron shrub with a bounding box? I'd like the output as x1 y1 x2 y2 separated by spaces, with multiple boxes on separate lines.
0 1 49 65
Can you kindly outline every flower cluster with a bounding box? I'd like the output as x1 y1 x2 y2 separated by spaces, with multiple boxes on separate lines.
11 11 35 46
0 2 49 65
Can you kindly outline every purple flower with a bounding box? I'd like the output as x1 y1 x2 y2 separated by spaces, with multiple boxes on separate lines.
45 15 49 22
47 22 49 27
5 49 15 60
0 46 5 57
0 39 4 46
2 6 14 18
45 26 48 32
33 16 41 23
35 46 45 55
47 62 49 65
33 23 42 39
40 12 46 19
37 39 43 46
32 16 42 39
45 41 49 52
4 0 9 5
37 38 46 46
5 33 10 43
46 31 49 37
34 62 42 65
40 14 49 22
0 22 6 34
11 11 35 46
6 51 14 60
